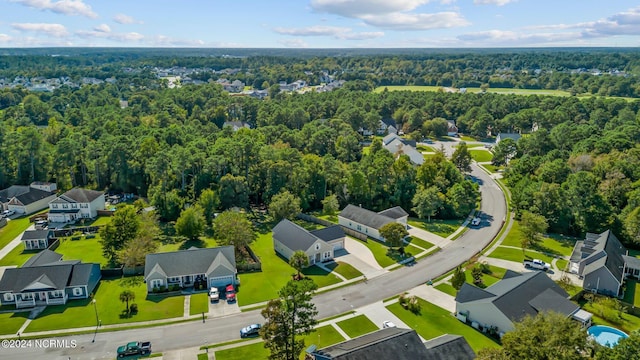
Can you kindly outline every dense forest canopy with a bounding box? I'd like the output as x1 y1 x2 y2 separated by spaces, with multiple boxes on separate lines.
0 49 639 246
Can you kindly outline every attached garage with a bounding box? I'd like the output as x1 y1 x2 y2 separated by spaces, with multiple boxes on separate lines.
209 275 235 288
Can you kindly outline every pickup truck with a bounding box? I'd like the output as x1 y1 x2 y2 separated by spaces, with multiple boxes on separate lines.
523 259 550 271
117 341 151 358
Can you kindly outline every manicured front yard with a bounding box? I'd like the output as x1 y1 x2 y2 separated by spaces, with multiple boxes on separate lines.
500 221 577 257
387 299 500 352
0 215 36 250
556 259 569 271
487 246 555 265
407 218 463 238
469 149 493 163
0 312 28 335
404 236 435 251
325 262 363 280
0 246 38 266
237 232 342 306
336 315 378 338
189 293 209 316
26 276 184 332
435 265 508 296
157 237 218 253
215 325 344 360
55 236 109 267
480 164 502 173
361 239 414 268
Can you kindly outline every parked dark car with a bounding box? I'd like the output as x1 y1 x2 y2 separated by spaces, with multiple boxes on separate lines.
240 323 261 338
117 341 151 358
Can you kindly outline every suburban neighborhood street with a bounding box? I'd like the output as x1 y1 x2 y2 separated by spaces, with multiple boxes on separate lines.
0 159 507 360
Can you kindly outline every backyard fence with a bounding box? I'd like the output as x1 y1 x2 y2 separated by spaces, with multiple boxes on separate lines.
52 226 101 238
101 267 124 277
237 245 262 273
124 266 145 276
47 238 60 251
96 210 115 217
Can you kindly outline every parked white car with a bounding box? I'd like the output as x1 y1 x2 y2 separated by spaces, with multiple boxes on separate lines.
471 217 481 226
209 287 219 302
382 321 396 328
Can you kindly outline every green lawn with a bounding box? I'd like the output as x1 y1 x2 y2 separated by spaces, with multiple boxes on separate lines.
404 236 435 251
215 325 344 360
25 276 184 332
582 301 640 334
315 214 338 224
434 283 457 297
325 262 363 280
336 315 378 338
55 236 109 267
556 259 569 272
500 221 577 257
157 237 219 253
237 232 342 306
407 218 463 238
487 246 556 264
459 135 477 142
0 245 39 266
454 143 484 149
481 164 502 173
416 145 436 152
0 215 36 250
435 265 508 295
0 312 28 335
387 299 500 352
361 239 415 268
622 279 640 307
190 293 209 316
86 216 112 227
469 149 493 163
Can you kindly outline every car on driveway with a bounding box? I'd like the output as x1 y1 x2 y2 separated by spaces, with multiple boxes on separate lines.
240 323 261 338
225 284 236 303
382 320 396 328
209 287 219 302
2 210 14 218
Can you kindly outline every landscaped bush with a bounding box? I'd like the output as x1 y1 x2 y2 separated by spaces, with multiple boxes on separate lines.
478 261 492 274
399 293 421 314
129 303 138 314
169 284 181 291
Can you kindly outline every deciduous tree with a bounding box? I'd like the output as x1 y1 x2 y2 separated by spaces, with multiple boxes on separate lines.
175 206 205 240
321 194 339 215
100 205 140 265
519 211 548 253
451 266 466 290
289 250 309 279
269 190 301 222
379 222 409 250
451 142 472 173
412 186 443 222
213 211 256 251
198 189 219 226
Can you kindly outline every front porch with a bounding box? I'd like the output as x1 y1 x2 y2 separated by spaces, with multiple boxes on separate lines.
13 291 68 308
167 274 208 291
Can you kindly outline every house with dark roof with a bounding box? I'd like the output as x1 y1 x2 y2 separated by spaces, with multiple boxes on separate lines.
338 205 408 241
382 133 424 165
306 328 475 360
447 120 459 137
495 133 521 144
272 219 345 266
0 182 57 215
20 229 55 250
455 270 591 334
144 246 237 293
47 188 105 223
569 230 639 296
0 249 101 308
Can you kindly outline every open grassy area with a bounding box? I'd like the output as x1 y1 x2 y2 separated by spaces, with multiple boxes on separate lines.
336 315 378 338
0 215 36 250
622 279 640 307
315 214 338 224
407 218 463 238
480 164 502 173
189 293 209 316
86 216 112 227
387 299 500 352
55 236 109 267
435 265 508 295
500 221 577 257
25 276 184 332
0 245 38 266
361 239 415 268
157 237 219 253
416 144 436 152
325 262 363 280
215 325 344 360
581 301 640 334
404 236 435 251
487 246 555 265
0 312 27 335
556 259 569 271
237 231 341 306
469 149 493 163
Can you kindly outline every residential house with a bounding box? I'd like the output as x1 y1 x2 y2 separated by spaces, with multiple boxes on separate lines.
223 121 251 131
495 133 521 144
0 182 57 215
0 249 101 308
382 133 424 165
144 246 237 292
455 270 591 334
272 219 345 266
306 328 475 360
569 230 639 296
47 188 105 223
338 204 408 241
379 118 397 135
21 229 55 250
447 120 459 136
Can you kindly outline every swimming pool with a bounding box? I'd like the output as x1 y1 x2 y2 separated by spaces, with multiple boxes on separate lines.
588 325 629 347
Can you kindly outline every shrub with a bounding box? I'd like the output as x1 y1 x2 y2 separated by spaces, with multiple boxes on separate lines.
471 266 484 286
479 261 492 274
406 295 421 314
129 303 138 314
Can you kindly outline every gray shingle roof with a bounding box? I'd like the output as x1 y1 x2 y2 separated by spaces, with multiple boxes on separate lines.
69 263 99 286
378 206 408 220
0 185 30 203
311 328 430 360
55 188 104 203
273 219 321 252
423 334 476 360
0 265 73 292
455 282 495 303
13 188 55 206
528 288 579 317
574 230 626 283
21 230 52 241
144 246 236 279
22 249 62 267
339 204 402 230
622 255 640 270
310 225 345 242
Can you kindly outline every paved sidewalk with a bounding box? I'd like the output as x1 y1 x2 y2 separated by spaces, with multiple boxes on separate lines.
355 301 425 341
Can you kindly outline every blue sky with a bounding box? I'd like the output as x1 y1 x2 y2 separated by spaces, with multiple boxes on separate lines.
0 0 639 47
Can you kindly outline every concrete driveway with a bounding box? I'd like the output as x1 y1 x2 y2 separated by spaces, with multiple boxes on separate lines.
479 256 581 285
208 299 240 317
334 237 388 278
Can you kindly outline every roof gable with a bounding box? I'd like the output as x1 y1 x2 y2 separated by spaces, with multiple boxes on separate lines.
310 225 345 242
58 188 104 203
144 246 236 279
273 219 322 252
339 205 398 230
455 282 494 303
21 229 52 241
377 206 408 219
22 249 63 267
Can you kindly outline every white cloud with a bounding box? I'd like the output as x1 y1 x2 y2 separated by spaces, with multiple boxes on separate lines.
151 35 205 47
12 0 97 18
473 0 515 5
274 26 350 37
310 0 431 17
113 13 143 25
362 11 469 30
279 39 308 48
12 23 69 37
76 29 144 42
93 24 111 33
0 34 12 42
338 31 384 40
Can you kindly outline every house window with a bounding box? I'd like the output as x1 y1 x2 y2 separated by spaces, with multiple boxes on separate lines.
151 279 164 288
81 204 88 208
3 293 13 302
20 293 33 300
62 204 68 209
71 204 77 209
50 290 63 298
168 277 180 283
52 204 58 209
324 251 331 259
357 225 362 231
72 287 83 296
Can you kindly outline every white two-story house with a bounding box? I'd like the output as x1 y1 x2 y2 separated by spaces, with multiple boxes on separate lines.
47 188 105 223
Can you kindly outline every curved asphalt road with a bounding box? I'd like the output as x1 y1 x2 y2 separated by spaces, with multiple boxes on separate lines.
3 159 506 360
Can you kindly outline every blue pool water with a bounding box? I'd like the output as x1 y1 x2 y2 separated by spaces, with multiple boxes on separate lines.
588 325 629 347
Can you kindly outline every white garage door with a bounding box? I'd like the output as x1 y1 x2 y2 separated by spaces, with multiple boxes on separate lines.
332 240 344 251
209 276 234 288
